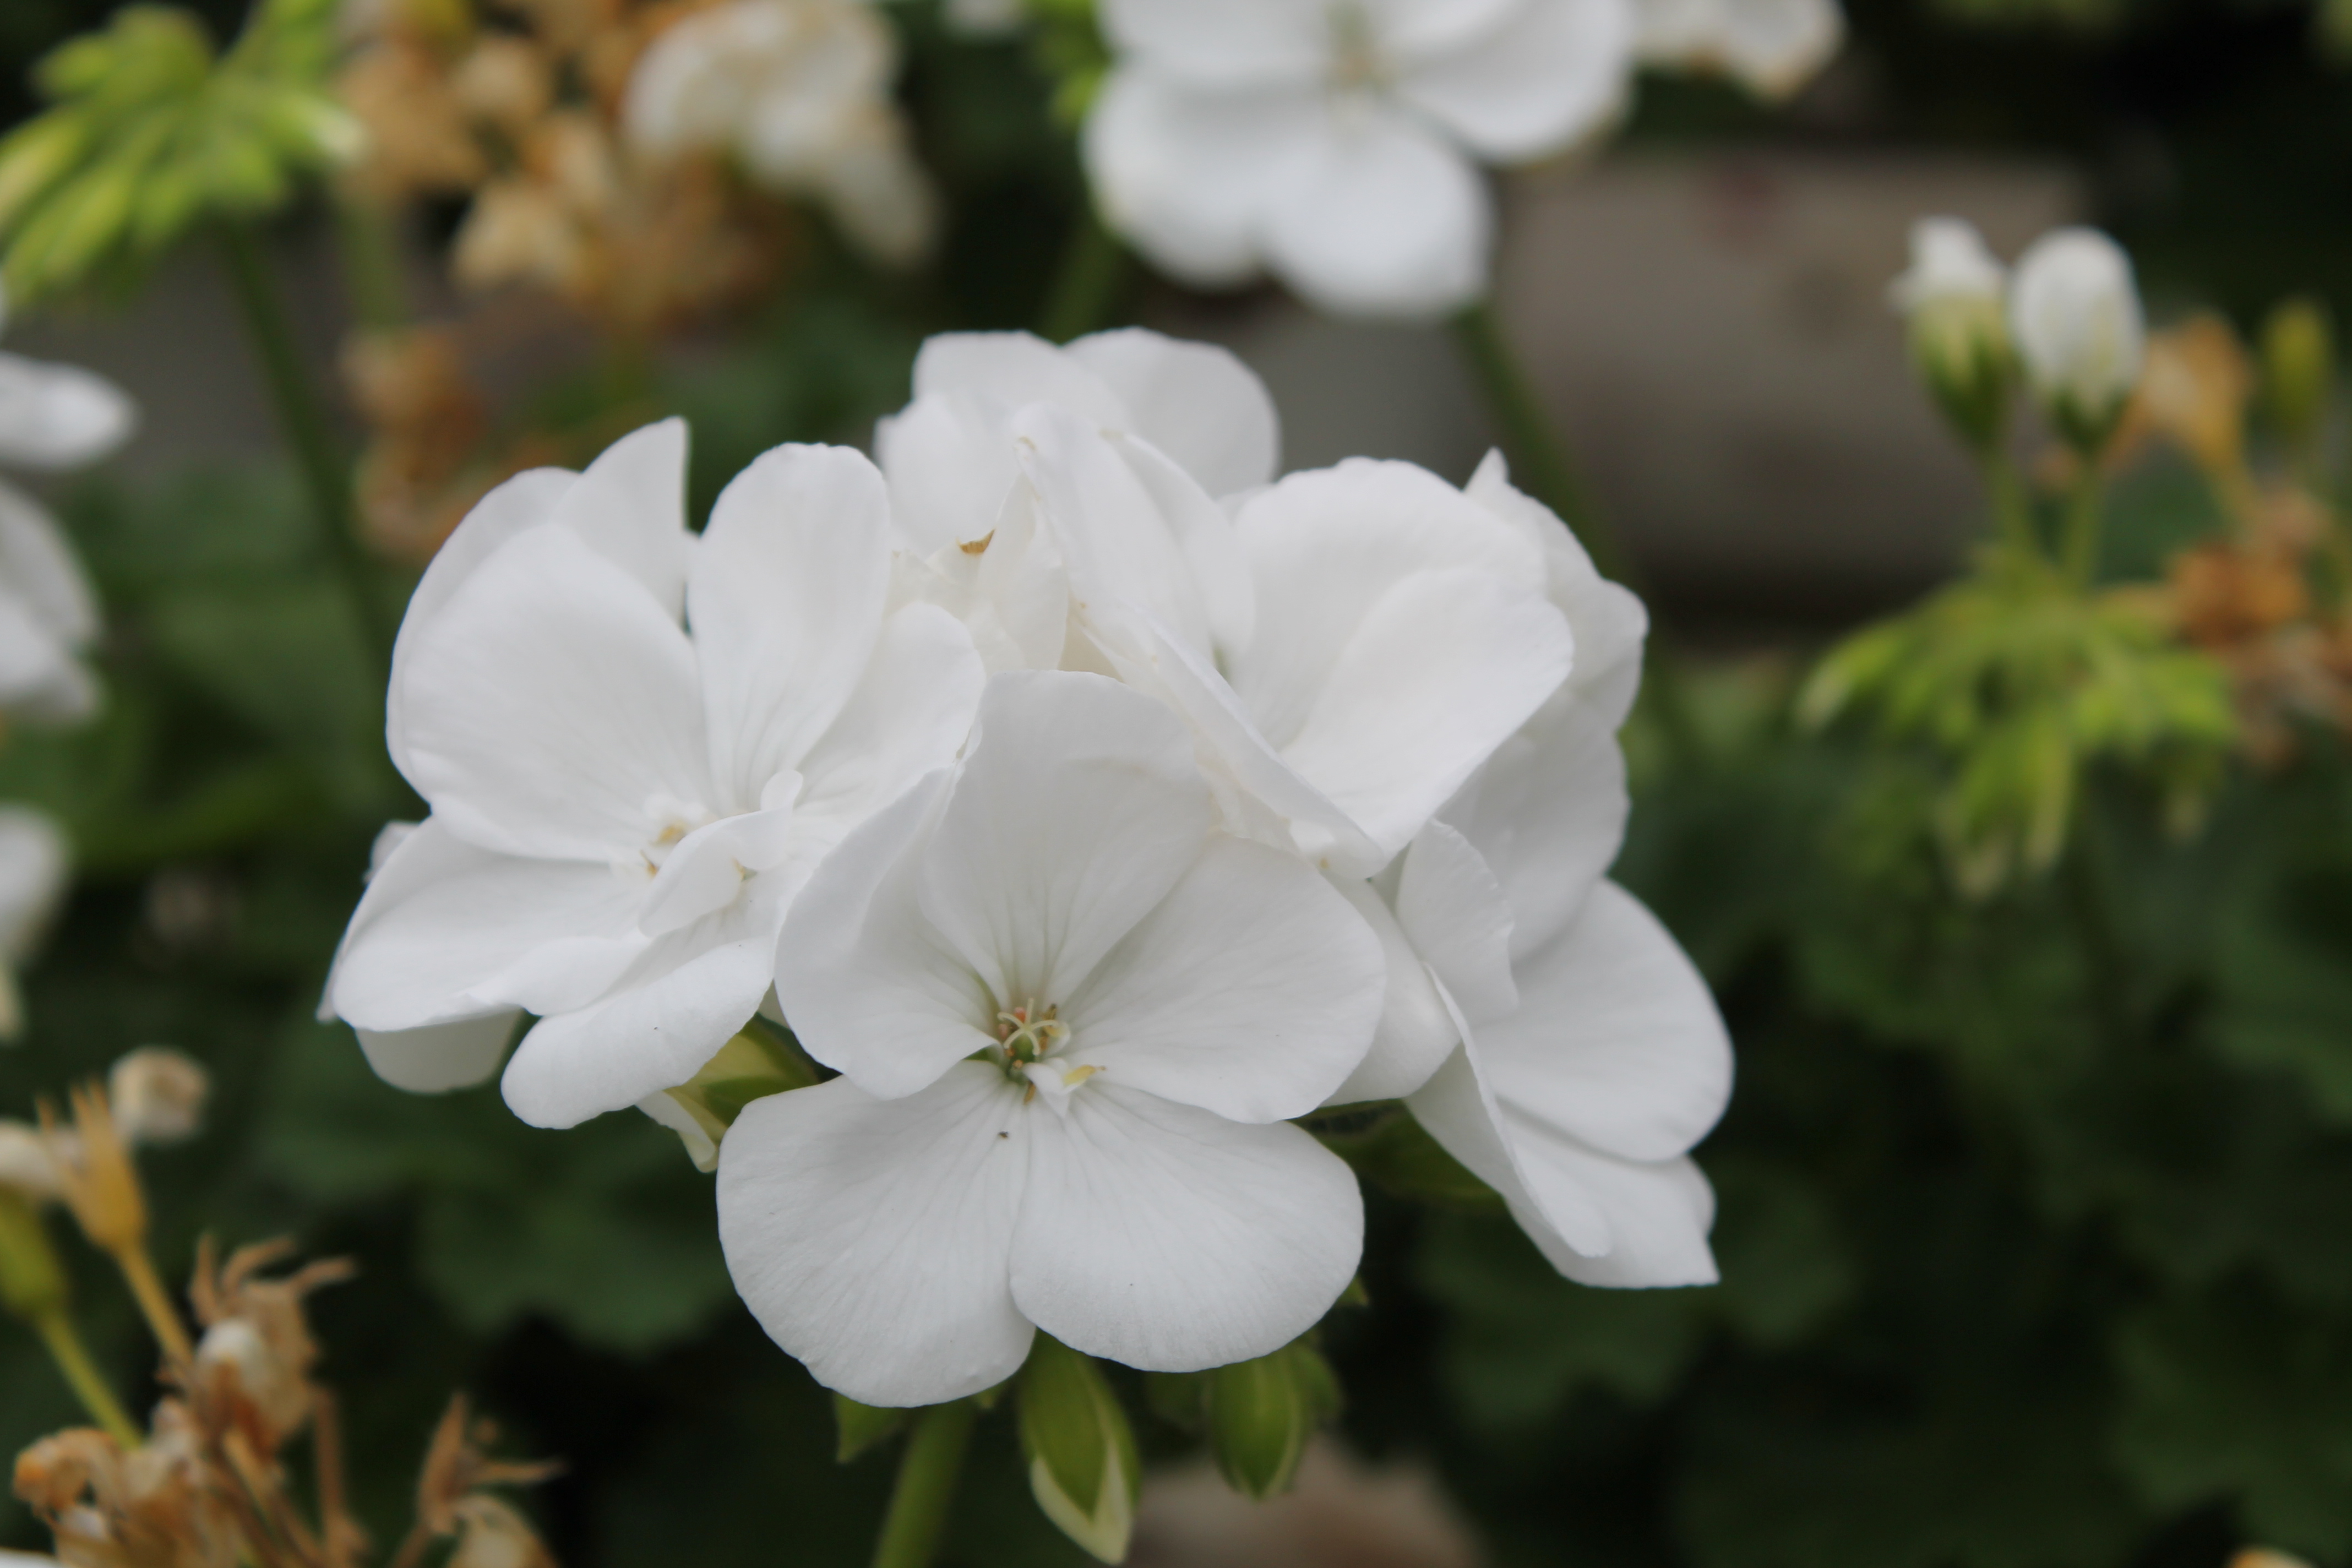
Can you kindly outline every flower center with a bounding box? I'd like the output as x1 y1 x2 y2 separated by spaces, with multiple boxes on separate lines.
994 1000 1066 1066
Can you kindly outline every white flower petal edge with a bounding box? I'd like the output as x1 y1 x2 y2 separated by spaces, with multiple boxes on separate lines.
0 480 101 721
1407 881 1732 1287
0 806 67 1041
745 669 1379 1400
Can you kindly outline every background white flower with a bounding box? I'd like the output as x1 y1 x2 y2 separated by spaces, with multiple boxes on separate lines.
1889 215 2006 314
2008 225 2146 446
625 0 938 267
327 422 982 1128
0 282 134 723
1631 0 1843 101
1085 0 1635 319
725 671 1385 1406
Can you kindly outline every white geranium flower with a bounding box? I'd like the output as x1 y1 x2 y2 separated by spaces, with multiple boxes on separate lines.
721 671 1385 1406
0 283 134 723
1631 0 1842 100
625 0 939 266
325 422 983 1128
2008 226 2146 447
1889 216 2006 313
1379 458 1731 1284
0 806 68 1043
1084 0 1634 319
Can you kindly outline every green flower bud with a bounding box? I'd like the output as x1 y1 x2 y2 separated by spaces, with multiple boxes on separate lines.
1017 1336 1140 1564
0 1191 67 1324
833 1392 909 1463
2260 296 2334 453
1205 1340 1340 1502
1910 295 2016 456
654 1022 819 1170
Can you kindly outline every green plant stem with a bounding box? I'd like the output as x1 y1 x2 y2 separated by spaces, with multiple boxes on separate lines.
32 1306 140 1448
1984 449 2038 562
1450 299 1634 590
870 1401 977 1568
215 220 393 682
331 188 410 332
2061 465 2105 589
1037 206 1130 345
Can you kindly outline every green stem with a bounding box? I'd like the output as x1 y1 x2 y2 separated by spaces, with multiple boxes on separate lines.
331 188 410 332
215 220 393 682
1037 206 1130 346
870 1401 977 1568
1450 300 1634 590
2061 464 2105 589
33 1306 140 1448
1984 449 2038 563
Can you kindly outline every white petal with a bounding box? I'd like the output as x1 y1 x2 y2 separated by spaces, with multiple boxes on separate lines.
500 921 777 1127
1509 1143 1719 1287
1012 404 1221 659
1096 0 1332 85
400 524 715 862
0 352 137 469
875 391 1017 556
909 331 1130 424
545 418 692 619
1477 881 1732 1164
918 671 1211 1005
1438 700 1627 961
1106 432 1257 657
0 479 96 647
1089 607 1384 876
776 769 995 1100
717 1066 1035 1406
355 1012 519 1094
1393 821 1516 1022
638 807 794 937
387 466 576 777
1065 328 1280 497
327 818 645 1030
792 602 985 854
1063 835 1384 1123
1463 451 1648 720
1083 72 1318 289
1010 1084 1362 1371
692 444 892 810
1362 0 1532 58
0 807 67 962
1323 878 1457 1103
1261 106 1491 320
1396 0 1633 163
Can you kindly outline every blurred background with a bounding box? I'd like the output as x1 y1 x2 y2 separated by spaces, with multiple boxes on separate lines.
2 1 2350 1565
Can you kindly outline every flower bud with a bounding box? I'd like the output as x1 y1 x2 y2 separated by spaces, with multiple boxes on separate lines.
106 1047 208 1148
448 1495 557 1568
832 1392 907 1463
2260 296 2334 453
1017 1336 1139 1564
0 1190 66 1322
2008 226 2146 457
1205 1340 1340 1502
1890 217 2014 453
0 1120 64 1202
651 1024 818 1171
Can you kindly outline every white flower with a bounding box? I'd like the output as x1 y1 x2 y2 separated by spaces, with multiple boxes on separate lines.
2008 226 2146 446
1084 0 1634 319
325 421 983 1128
0 283 134 723
1370 458 1732 1284
1631 0 1842 100
625 0 939 266
944 0 1026 31
0 807 68 1042
1889 216 2006 314
721 671 1385 1405
0 1118 65 1199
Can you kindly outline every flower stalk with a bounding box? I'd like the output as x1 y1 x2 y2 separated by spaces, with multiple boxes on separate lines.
30 1303 143 1448
869 1400 977 1568
215 216 393 681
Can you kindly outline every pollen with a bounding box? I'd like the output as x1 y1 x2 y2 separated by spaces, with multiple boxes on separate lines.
994 1000 1066 1065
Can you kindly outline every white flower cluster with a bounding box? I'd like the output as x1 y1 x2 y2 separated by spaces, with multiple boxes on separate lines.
326 329 1732 1405
0 283 135 1042
624 0 938 268
1892 216 2147 447
1082 0 1845 320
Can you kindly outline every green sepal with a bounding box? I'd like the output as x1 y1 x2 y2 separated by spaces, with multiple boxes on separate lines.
833 1393 910 1464
1206 1339 1341 1502
1314 1105 1502 1209
0 1191 67 1323
1018 1335 1140 1563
